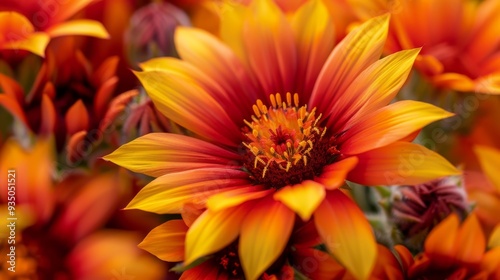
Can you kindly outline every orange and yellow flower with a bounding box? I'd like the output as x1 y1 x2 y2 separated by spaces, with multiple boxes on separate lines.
0 0 109 57
348 0 500 94
395 213 500 279
105 1 459 278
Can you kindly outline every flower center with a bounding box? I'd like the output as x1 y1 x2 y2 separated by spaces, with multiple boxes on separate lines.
242 93 337 189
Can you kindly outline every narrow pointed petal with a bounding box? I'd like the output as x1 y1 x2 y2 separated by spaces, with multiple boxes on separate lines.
174 27 260 115
104 133 240 177
0 12 49 56
134 70 241 147
65 100 89 136
474 145 500 192
347 141 460 186
49 0 98 23
316 157 358 189
125 168 249 214
240 198 295 280
455 214 485 264
480 247 500 277
207 186 273 212
291 0 335 98
39 94 56 136
314 190 377 280
139 220 188 262
0 94 28 127
424 213 459 266
340 100 454 155
243 0 297 94
309 14 389 116
274 180 325 221
329 49 420 131
45 20 109 39
185 203 254 265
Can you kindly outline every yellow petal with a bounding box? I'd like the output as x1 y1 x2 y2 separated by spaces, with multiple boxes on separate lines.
45 20 109 39
314 190 377 280
274 180 325 221
139 220 188 262
125 168 249 214
134 70 241 147
207 186 273 212
2 33 50 57
185 203 253 265
104 133 240 177
291 0 335 97
329 48 420 131
340 100 454 155
432 73 475 92
240 198 295 280
347 141 460 185
489 224 500 248
474 145 500 192
309 14 389 116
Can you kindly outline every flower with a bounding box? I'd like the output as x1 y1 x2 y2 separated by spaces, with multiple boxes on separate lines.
0 43 137 164
395 213 500 279
0 137 163 279
348 0 500 94
391 176 470 250
105 1 458 278
0 0 109 57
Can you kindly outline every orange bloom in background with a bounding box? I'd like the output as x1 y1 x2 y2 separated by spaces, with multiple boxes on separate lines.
106 1 459 278
0 41 137 163
464 146 500 235
0 0 109 57
348 0 500 94
395 213 500 279
0 137 163 279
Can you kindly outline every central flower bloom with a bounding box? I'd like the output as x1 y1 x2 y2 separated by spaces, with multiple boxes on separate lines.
105 1 460 279
243 93 334 189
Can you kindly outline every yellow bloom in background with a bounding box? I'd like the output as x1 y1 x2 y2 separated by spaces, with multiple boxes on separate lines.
106 1 459 279
348 0 500 94
0 0 109 56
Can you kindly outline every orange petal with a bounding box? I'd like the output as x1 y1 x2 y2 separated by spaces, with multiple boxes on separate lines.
316 156 358 189
174 27 260 119
0 73 25 104
290 0 335 98
134 69 241 147
340 100 453 155
274 180 325 221
126 168 249 214
314 190 377 280
239 198 295 280
347 141 460 186
309 14 389 117
48 0 100 24
66 131 87 164
480 247 500 276
139 220 188 262
0 93 28 127
207 186 273 212
432 73 476 92
65 99 89 136
39 94 56 136
455 214 486 264
424 213 460 267
45 20 109 39
185 203 254 265
104 133 240 177
394 245 414 273
242 0 297 94
327 48 420 132
93 76 118 118
474 145 500 192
